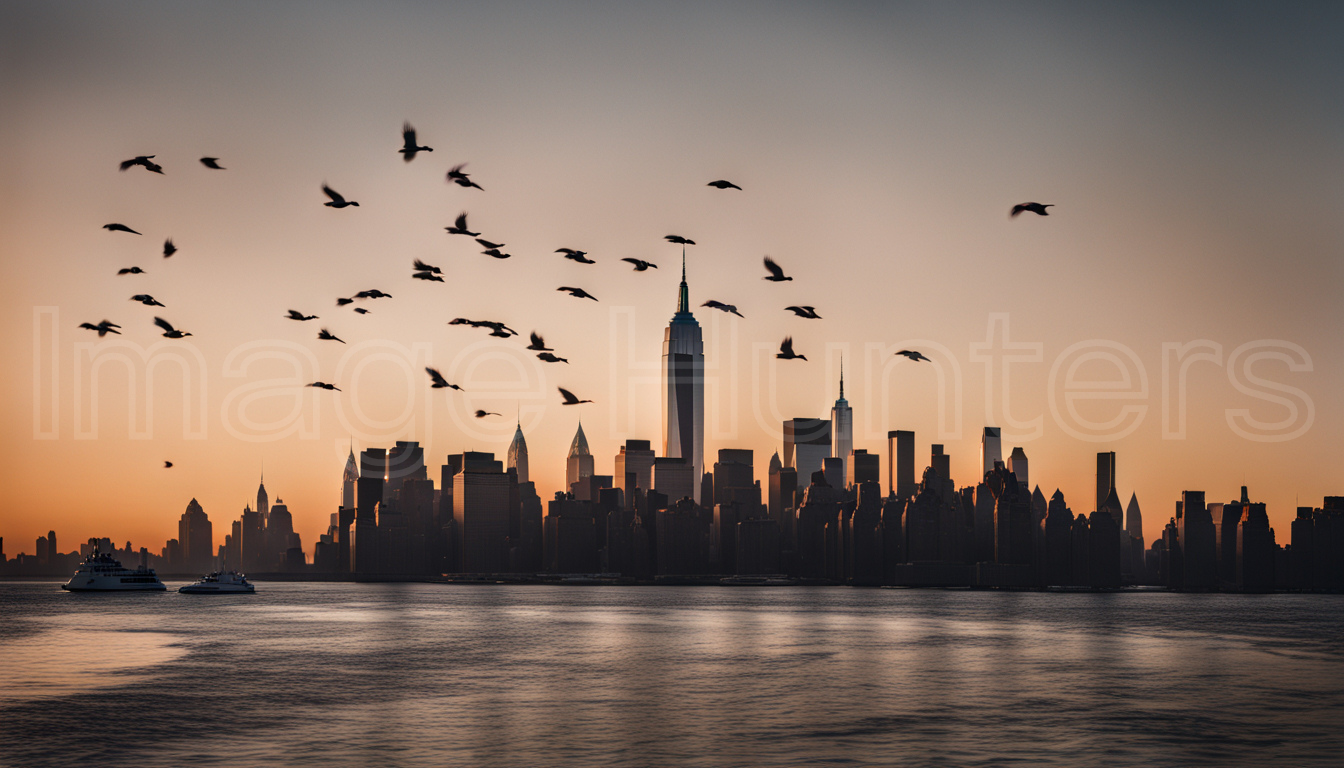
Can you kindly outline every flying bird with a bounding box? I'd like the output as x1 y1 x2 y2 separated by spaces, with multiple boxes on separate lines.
285 310 318 321
78 320 121 337
702 300 743 318
557 248 596 264
622 258 657 271
119 155 163 174
336 297 355 306
537 352 569 364
482 248 512 259
475 238 505 250
763 256 792 282
447 164 483 190
1010 202 1054 218
412 271 444 282
307 381 341 391
665 235 696 245
474 409 501 418
154 316 192 338
425 367 464 391
785 305 822 319
131 294 164 307
558 387 593 405
776 336 806 361
707 179 742 190
895 349 932 363
162 238 177 258
412 259 443 275
322 185 359 208
354 308 370 314
399 122 433 161
444 212 480 237
164 461 173 469
199 157 225 170
117 267 146 275
317 328 345 344
557 286 598 301
104 223 141 235
527 332 552 351
354 289 392 299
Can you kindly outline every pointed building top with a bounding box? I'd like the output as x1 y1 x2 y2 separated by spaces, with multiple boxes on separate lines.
568 420 591 457
839 357 844 399
768 450 782 474
676 246 689 314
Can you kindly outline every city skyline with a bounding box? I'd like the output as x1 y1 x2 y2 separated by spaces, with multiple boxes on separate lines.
3 1 1342 558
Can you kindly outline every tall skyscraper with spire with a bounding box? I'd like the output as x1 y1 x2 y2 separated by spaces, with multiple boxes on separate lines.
256 473 269 525
662 252 704 500
830 361 852 485
566 420 595 499
342 444 359 510
508 420 530 485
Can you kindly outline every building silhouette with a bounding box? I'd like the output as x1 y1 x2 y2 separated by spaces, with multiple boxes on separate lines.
785 418 831 479
662 254 704 500
566 421 595 500
830 364 852 483
981 427 1001 478
508 420 530 486
888 430 915 500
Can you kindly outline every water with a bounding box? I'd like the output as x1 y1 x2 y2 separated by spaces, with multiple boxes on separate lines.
1 583 1341 767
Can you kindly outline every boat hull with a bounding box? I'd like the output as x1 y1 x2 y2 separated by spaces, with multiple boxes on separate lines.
62 581 167 592
178 585 255 594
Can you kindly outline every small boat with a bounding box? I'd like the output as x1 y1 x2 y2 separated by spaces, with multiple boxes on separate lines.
62 551 167 591
179 571 255 594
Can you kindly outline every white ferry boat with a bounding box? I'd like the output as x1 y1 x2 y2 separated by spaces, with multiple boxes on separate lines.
179 571 255 594
62 551 167 591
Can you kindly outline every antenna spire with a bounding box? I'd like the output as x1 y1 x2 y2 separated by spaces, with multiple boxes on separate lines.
839 357 845 399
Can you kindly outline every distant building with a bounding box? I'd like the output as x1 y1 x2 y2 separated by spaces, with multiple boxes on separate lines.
784 418 831 479
177 498 212 575
1096 452 1116 516
653 457 694 504
888 430 915 500
1008 447 1028 489
847 449 880 488
830 364 852 483
507 421 530 486
566 421 595 499
981 427 1002 479
614 440 656 509
454 452 511 573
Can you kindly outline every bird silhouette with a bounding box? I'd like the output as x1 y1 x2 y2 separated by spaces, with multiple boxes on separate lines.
702 300 744 317
785 305 821 319
119 155 163 174
323 185 359 208
131 294 164 307
317 328 345 344
622 258 657 271
400 122 433 161
285 310 318 321
557 248 596 264
199 157 225 170
537 352 569 364
557 286 598 301
763 256 792 282
895 349 932 362
426 367 464 391
447 164 483 190
353 308 371 315
665 234 696 245
354 289 392 299
527 332 552 351
475 409 501 418
776 336 806 360
412 271 444 282
104 223 141 235
445 212 480 237
1010 202 1054 218
336 297 355 306
164 461 173 468
117 267 147 275
481 248 512 259
78 320 121 337
450 318 517 337
475 238 505 250
558 387 593 405
154 316 192 338
162 238 177 258
307 381 341 391
707 179 742 190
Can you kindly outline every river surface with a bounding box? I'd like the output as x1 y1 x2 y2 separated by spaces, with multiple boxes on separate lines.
1 582 1341 767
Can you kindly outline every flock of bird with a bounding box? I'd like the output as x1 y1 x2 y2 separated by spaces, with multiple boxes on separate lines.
86 121 1050 464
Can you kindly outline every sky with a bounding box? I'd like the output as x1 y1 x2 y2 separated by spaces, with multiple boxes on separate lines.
1 0 1341 556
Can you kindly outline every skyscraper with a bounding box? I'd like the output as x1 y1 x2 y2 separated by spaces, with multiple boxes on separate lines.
1096 451 1116 514
1008 447 1028 488
784 418 831 478
341 444 358 510
615 439 656 508
178 498 212 575
662 253 704 500
980 427 1002 478
888 430 915 500
830 362 852 483
566 421 595 499
256 473 269 525
507 420 530 485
